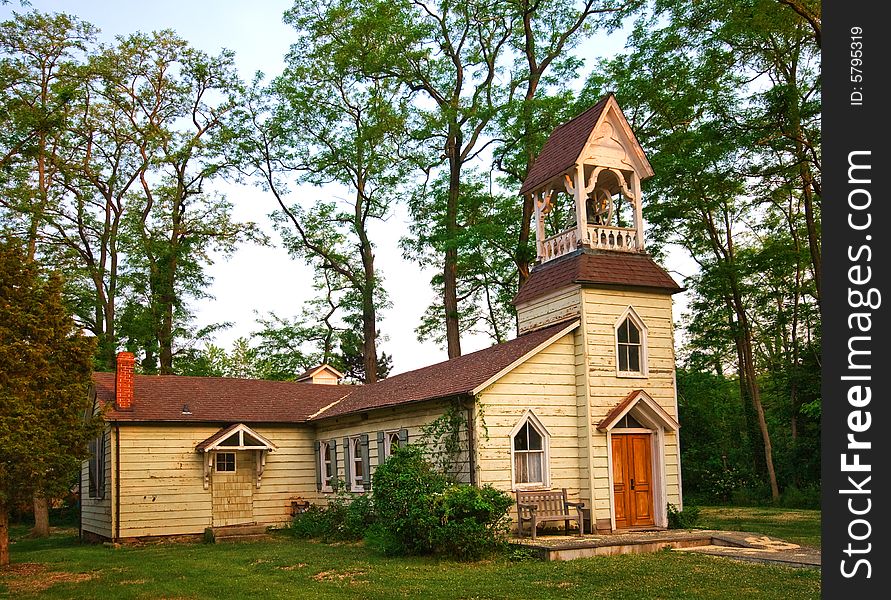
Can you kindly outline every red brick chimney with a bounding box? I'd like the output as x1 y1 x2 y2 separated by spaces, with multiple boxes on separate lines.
115 351 135 410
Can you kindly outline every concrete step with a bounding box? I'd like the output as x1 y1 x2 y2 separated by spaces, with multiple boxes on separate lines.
205 524 268 542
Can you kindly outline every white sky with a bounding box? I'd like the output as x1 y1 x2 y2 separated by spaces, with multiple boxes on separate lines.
6 0 695 374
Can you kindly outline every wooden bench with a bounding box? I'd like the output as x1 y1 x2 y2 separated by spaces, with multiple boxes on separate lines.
515 489 585 540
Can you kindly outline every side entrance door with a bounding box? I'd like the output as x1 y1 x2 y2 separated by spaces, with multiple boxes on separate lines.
611 433 655 529
211 451 254 527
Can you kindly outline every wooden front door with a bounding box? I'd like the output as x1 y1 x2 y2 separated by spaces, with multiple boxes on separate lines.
212 451 254 527
611 433 655 528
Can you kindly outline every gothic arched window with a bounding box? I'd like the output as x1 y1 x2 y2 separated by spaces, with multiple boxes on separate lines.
511 412 551 488
615 307 648 376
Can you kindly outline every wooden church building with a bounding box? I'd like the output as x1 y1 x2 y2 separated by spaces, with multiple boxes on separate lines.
81 94 684 541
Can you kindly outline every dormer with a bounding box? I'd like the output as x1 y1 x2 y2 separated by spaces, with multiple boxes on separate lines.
296 364 344 385
519 94 654 264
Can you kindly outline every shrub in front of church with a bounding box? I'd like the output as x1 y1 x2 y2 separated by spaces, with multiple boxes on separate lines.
368 445 513 560
430 484 513 560
367 445 448 555
290 481 375 541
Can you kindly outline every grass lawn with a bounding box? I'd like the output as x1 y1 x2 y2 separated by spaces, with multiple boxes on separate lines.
2 520 819 599
695 506 821 548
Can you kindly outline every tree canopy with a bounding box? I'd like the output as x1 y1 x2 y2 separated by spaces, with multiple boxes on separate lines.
0 2 822 506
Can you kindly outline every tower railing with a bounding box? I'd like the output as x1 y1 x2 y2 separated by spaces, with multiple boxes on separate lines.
584 224 638 252
539 225 638 263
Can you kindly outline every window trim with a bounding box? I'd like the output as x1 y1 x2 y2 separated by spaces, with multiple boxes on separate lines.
88 433 106 499
348 436 366 493
215 451 236 473
382 430 401 459
509 410 551 490
614 306 649 378
319 440 335 493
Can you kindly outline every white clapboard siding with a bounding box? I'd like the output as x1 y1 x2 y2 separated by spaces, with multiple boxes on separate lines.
475 332 584 506
516 286 582 334
115 424 317 537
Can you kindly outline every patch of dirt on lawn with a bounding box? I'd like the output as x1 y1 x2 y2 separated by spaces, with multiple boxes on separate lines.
1 562 97 594
312 569 367 584
278 563 307 571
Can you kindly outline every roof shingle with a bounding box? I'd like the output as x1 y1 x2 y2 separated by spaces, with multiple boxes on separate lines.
94 374 349 423
513 250 684 306
314 319 579 419
93 320 580 424
519 95 610 195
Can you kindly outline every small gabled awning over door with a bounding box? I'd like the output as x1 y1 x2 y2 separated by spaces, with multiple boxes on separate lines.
596 390 680 433
196 423 278 489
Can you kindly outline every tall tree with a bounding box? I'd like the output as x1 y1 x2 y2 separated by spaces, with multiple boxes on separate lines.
228 28 407 382
0 238 99 565
101 31 259 374
0 11 96 259
41 41 149 370
292 0 514 358
404 169 519 346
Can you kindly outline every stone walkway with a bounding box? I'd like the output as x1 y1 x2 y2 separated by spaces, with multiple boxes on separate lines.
674 530 821 569
509 528 820 568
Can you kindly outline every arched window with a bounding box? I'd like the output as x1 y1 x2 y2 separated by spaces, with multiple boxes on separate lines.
320 440 334 492
615 307 648 376
511 412 550 488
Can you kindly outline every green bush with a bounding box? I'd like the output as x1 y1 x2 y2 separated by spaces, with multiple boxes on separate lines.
291 504 333 539
779 484 820 509
290 481 375 542
368 445 448 555
730 484 771 506
368 445 513 560
431 484 513 560
667 503 701 529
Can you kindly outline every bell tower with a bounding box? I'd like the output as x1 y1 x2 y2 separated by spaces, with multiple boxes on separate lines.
520 93 653 264
513 94 684 532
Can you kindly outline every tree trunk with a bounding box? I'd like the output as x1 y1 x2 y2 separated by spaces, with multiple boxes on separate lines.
31 495 49 538
444 140 462 359
740 324 780 501
357 188 379 383
159 297 174 375
0 504 9 567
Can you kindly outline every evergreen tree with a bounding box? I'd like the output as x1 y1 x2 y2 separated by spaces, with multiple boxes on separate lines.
0 238 99 566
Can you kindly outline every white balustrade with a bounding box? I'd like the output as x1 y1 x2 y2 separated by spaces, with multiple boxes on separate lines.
539 225 638 263
539 229 579 262
584 225 638 252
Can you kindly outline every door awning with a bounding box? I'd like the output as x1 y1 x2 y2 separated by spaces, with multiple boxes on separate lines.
596 390 680 432
196 423 278 452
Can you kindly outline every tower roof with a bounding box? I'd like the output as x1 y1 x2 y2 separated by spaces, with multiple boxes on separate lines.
519 93 654 196
513 249 684 306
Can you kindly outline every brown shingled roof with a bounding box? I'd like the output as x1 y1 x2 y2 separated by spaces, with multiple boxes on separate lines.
519 95 611 195
312 319 580 419
92 320 580 424
513 250 684 306
93 373 349 423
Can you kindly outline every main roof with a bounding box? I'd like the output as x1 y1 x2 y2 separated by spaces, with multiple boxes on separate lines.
94 319 579 424
315 319 579 419
93 373 349 423
513 249 684 306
